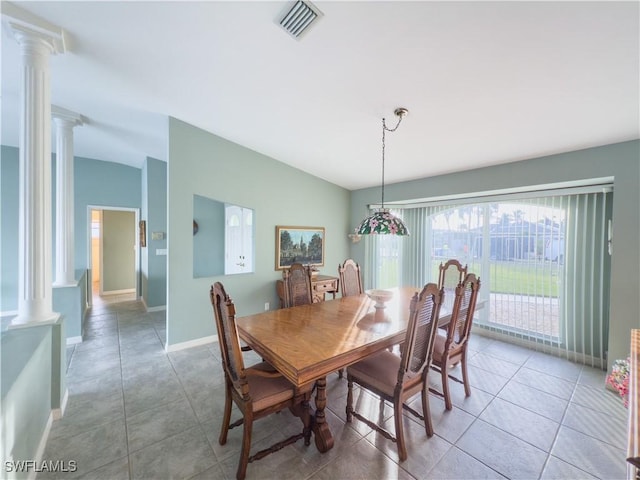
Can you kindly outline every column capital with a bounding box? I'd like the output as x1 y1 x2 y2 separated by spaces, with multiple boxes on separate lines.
2 2 67 54
52 105 85 127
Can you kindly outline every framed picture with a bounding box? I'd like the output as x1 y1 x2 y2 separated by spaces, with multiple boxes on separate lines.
275 226 325 270
139 220 146 247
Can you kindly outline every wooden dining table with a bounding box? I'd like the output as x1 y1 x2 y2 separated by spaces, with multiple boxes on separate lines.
237 286 455 453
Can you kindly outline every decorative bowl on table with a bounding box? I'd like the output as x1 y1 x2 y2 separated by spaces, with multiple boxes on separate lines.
365 289 394 309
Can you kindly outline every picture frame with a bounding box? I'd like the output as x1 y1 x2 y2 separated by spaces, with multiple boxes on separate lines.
139 220 146 247
275 226 325 270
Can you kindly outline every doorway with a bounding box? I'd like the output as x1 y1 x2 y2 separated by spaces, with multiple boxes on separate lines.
88 206 139 305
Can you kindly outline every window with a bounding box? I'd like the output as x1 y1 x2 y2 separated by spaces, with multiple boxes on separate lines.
430 201 565 341
368 188 612 367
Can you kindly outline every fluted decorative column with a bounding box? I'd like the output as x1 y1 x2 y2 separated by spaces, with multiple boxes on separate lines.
6 14 67 324
52 106 83 287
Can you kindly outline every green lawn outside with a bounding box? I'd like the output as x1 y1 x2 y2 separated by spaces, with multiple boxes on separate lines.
487 262 560 297
379 258 560 297
434 260 561 297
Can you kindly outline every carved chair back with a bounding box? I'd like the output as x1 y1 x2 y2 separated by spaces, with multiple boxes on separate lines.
438 259 468 313
338 259 363 297
210 282 248 398
399 283 443 381
282 263 313 307
444 273 481 352
210 281 312 480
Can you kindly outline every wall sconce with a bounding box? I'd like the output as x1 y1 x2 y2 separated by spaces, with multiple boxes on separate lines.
348 229 362 243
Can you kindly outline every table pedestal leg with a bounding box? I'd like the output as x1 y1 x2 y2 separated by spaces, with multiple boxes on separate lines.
312 376 334 452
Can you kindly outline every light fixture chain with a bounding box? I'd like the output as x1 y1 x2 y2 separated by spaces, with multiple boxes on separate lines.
380 112 404 209
355 107 409 236
381 118 386 208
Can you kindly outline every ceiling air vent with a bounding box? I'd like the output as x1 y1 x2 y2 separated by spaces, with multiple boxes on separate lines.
279 1 322 39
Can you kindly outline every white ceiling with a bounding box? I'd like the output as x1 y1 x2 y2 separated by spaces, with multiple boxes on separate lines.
2 1 638 190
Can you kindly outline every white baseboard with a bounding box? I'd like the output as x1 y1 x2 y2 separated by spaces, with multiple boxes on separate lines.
146 305 166 313
472 325 604 369
28 411 54 480
100 288 135 296
66 336 82 346
141 296 166 313
52 389 69 420
165 335 217 353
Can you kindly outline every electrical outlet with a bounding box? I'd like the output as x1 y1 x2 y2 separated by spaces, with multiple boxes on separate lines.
264 302 270 311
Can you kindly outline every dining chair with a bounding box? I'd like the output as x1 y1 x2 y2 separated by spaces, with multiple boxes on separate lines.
346 283 443 461
437 259 468 326
430 273 481 410
282 262 313 308
338 258 363 297
210 282 312 480
437 259 468 291
335 258 364 378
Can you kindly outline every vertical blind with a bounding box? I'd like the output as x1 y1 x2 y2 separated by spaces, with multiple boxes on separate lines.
365 187 612 369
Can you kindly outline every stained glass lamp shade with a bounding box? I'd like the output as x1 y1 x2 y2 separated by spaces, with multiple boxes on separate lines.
356 209 409 235
355 107 410 236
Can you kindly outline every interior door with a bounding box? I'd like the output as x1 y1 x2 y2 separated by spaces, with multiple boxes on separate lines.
102 210 136 293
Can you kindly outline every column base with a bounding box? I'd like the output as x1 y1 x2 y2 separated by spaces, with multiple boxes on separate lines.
10 311 61 328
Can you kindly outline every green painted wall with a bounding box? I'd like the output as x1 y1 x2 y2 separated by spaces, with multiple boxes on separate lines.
166 117 351 347
1 148 141 312
141 157 167 309
74 159 141 272
52 270 87 340
141 160 149 303
1 146 19 313
1 325 53 477
193 194 225 277
350 140 640 367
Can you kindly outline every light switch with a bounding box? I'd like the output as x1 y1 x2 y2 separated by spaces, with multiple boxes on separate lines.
156 248 167 256
151 231 165 240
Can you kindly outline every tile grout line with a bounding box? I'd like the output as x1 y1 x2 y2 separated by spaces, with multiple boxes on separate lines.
474 347 605 479
456 342 554 478
62 306 129 478
538 364 592 479
166 337 224 477
116 309 134 480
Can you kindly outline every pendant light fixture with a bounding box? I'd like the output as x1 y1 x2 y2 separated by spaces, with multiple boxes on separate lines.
355 107 410 236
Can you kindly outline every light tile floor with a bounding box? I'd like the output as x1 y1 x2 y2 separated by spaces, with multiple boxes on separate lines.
40 295 629 479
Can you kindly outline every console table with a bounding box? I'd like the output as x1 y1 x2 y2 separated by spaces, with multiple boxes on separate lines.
276 275 339 308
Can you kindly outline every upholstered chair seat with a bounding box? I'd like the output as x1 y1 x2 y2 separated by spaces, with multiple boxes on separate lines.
210 282 312 480
346 283 443 461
